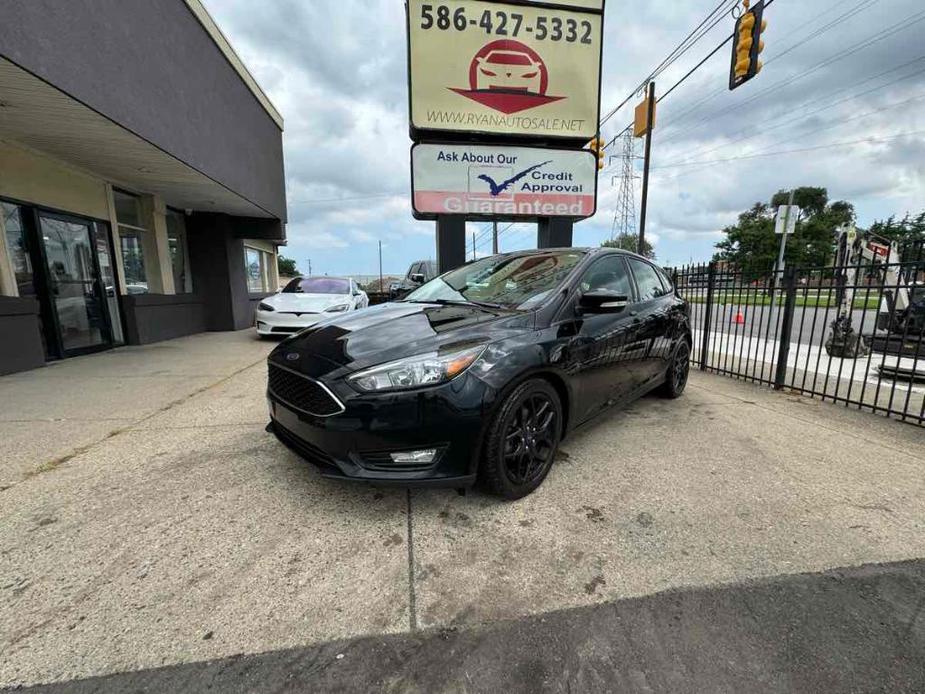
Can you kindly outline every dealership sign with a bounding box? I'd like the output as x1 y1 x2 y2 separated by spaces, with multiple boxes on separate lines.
407 0 604 141
412 143 597 220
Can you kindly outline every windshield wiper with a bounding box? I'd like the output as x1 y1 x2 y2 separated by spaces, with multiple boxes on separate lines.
405 299 512 310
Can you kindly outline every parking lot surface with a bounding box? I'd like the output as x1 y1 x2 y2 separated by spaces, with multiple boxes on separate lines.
2 331 924 690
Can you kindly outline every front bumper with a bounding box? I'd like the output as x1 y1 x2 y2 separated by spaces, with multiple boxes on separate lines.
255 310 323 336
266 373 487 487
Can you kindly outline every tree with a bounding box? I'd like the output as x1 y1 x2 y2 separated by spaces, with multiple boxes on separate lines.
868 211 925 245
603 233 655 259
714 187 855 278
277 255 298 277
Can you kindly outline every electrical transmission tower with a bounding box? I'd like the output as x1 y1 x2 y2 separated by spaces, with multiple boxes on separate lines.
612 129 638 247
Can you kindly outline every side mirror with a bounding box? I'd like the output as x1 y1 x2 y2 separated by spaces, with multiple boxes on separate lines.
410 273 425 284
579 290 629 314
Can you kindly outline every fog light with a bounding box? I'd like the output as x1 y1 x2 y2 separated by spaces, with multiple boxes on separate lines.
390 449 437 464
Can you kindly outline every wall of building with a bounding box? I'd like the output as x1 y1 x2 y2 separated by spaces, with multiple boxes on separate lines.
0 0 286 221
0 297 44 376
0 140 110 220
187 213 275 333
122 294 206 345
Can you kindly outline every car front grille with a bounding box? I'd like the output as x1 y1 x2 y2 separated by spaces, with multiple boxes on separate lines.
268 363 344 417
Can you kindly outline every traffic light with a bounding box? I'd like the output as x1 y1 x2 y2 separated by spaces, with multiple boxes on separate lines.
588 137 606 170
729 0 767 91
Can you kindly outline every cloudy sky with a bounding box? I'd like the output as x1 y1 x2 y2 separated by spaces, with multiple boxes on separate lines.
204 0 924 273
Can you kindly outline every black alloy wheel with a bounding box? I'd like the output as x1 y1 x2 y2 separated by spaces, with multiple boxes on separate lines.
660 340 691 399
482 379 563 500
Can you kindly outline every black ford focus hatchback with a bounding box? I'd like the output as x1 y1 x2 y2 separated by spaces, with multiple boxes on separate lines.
267 248 691 499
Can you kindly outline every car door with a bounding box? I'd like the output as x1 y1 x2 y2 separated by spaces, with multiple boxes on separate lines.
559 254 640 424
626 258 676 386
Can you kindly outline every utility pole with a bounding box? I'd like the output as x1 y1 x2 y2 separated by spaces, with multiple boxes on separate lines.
638 81 656 256
378 241 382 292
492 221 499 255
472 231 476 260
306 258 312 276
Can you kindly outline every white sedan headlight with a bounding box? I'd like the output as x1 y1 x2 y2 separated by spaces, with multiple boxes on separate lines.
325 303 350 313
347 346 484 392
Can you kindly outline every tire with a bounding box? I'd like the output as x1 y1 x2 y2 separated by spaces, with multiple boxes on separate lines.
480 379 563 500
659 340 691 399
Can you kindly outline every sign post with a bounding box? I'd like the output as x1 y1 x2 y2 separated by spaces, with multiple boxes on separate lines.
637 82 656 256
770 191 800 302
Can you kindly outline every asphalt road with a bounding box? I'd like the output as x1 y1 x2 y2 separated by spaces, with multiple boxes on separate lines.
23 559 925 694
696 305 882 349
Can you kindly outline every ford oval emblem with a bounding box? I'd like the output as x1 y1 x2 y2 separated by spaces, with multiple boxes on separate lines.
286 352 300 362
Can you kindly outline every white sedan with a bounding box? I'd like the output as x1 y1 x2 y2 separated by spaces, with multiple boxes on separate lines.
255 276 369 337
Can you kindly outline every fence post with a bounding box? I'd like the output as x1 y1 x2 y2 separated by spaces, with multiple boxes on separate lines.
774 266 799 390
700 262 716 371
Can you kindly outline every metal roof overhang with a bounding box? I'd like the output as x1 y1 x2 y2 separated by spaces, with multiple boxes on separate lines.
0 57 273 219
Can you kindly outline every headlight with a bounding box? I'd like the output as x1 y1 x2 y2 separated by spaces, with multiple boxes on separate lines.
347 346 484 392
258 302 275 312
325 303 350 313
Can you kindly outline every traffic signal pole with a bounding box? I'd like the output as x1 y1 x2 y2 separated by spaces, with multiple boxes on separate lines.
638 81 656 255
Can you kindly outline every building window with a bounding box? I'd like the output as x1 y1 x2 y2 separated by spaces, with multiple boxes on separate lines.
2 202 33 296
113 190 149 294
245 245 272 293
166 209 192 293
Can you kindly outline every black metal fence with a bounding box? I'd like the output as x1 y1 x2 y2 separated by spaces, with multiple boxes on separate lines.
669 256 925 427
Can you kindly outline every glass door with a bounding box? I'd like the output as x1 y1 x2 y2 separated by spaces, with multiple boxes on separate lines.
37 213 111 355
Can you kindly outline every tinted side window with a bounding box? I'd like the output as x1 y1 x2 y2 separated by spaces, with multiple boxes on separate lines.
628 259 670 302
578 255 633 297
657 267 674 293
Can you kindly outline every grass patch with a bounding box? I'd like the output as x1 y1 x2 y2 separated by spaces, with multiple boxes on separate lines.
686 293 880 310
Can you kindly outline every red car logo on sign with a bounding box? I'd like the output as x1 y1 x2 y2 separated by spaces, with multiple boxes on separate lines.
450 40 565 115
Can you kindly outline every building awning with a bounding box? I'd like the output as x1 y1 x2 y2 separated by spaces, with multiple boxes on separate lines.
0 57 274 219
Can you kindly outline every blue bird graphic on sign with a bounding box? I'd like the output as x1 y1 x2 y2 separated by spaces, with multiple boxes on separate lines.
477 161 553 197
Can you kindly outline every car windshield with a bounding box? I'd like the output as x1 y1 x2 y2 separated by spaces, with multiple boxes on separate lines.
403 251 586 310
283 278 350 295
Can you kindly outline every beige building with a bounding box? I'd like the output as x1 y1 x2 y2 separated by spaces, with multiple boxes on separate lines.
0 0 287 374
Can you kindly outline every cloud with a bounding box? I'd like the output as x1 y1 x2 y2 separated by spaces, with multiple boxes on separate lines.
203 0 925 271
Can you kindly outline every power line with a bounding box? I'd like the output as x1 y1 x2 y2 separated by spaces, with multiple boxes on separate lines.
648 0 740 83
650 129 925 178
598 0 739 128
655 0 880 138
657 7 925 147
764 0 880 67
657 60 925 169
602 0 782 153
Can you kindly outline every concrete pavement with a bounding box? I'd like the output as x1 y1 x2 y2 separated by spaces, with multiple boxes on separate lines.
1 330 924 690
26 559 925 694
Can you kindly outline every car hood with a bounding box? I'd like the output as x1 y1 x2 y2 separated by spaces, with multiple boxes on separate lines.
264 292 350 313
272 301 533 374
